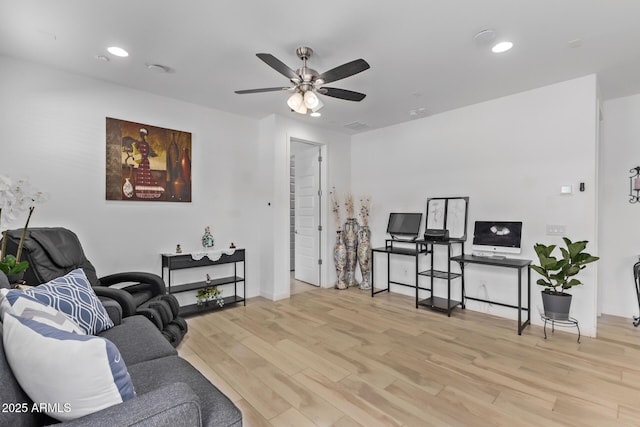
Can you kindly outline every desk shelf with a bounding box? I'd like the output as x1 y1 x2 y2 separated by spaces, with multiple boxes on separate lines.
417 240 465 316
418 269 462 280
418 296 462 312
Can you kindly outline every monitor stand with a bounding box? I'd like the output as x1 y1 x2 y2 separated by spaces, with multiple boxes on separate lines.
390 235 417 242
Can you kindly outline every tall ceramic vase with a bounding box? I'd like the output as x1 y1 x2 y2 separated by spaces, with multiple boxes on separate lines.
334 231 347 289
357 226 372 290
344 218 359 288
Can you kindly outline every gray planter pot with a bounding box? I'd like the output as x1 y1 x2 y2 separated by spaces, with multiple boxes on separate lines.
541 291 572 320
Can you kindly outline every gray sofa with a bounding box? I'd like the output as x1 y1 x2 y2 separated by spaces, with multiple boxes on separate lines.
0 295 242 427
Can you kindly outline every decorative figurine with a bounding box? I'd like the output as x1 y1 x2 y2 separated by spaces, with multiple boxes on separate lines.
176 244 182 254
201 226 215 249
230 242 236 249
205 274 212 284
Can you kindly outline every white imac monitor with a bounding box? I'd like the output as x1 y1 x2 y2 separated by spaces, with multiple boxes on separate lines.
472 221 522 257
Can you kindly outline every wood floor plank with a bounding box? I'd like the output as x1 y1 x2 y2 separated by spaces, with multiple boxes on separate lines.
268 407 316 427
176 286 640 426
240 335 305 376
213 357 290 420
250 364 345 426
275 339 351 382
233 399 272 427
340 374 450 427
178 350 242 402
293 368 402 426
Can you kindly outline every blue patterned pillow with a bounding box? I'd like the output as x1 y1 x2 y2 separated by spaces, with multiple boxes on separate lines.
0 288 85 333
20 268 113 335
3 313 135 421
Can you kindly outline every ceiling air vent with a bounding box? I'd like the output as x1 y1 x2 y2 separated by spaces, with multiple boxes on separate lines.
343 121 369 131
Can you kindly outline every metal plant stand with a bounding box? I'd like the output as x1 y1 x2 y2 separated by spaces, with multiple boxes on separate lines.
542 315 580 343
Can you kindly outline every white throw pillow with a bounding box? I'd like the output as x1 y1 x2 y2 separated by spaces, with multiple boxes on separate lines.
20 268 114 335
2 313 136 421
0 288 84 333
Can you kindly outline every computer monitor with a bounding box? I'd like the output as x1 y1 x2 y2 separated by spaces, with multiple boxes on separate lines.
472 221 523 255
387 213 423 241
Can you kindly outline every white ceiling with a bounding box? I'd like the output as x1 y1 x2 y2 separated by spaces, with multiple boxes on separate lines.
2 0 640 134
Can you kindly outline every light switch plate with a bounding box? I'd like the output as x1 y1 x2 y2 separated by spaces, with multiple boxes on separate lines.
546 225 566 236
560 185 573 194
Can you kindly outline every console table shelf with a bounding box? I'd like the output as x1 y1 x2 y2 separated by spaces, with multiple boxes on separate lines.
179 295 245 317
161 249 246 316
169 276 244 294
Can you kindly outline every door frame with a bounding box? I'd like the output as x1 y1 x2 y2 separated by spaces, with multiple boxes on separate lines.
289 137 328 289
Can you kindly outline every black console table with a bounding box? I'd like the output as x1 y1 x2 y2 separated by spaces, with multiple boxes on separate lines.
161 249 246 316
450 254 531 335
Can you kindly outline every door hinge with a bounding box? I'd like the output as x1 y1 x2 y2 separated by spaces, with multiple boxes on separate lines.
318 225 323 231
318 189 322 197
318 155 323 162
318 259 323 265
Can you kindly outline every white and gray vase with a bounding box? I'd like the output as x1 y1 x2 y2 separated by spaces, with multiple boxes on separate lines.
344 218 359 288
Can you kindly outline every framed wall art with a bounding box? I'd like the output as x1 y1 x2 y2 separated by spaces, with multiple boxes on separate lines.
106 117 192 202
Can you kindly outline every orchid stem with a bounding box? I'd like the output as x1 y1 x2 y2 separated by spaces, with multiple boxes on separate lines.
16 206 34 262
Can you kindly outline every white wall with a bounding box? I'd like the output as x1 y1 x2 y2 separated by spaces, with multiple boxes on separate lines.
599 93 640 317
351 75 600 336
0 56 264 297
258 114 351 300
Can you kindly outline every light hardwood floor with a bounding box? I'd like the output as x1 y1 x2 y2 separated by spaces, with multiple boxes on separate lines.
177 287 640 426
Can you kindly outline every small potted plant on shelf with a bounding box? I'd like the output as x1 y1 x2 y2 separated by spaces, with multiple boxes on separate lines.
531 237 599 320
196 286 224 308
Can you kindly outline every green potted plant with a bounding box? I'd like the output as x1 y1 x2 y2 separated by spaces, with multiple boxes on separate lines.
196 286 224 307
531 237 599 320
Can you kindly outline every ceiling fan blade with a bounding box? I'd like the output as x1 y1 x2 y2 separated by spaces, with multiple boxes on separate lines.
256 53 300 81
234 87 291 94
320 87 367 102
317 59 370 84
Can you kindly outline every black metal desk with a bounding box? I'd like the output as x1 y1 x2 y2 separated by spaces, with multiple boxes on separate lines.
371 240 429 297
451 254 531 335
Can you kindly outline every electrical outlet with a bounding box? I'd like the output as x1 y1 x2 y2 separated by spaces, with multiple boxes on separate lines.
546 225 566 236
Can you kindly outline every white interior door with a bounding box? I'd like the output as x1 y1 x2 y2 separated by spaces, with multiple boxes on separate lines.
294 146 320 286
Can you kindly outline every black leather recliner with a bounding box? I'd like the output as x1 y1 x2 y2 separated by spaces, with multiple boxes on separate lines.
2 227 187 346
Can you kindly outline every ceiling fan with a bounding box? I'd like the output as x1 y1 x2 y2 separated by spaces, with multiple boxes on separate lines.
234 46 370 116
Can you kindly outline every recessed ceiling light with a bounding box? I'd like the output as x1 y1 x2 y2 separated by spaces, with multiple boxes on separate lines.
492 41 513 53
146 63 170 73
310 112 321 117
474 29 497 45
107 46 129 57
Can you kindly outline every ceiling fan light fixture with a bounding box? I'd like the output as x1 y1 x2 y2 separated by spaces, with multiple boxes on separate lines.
312 97 324 112
287 92 304 110
304 91 320 109
294 103 307 115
